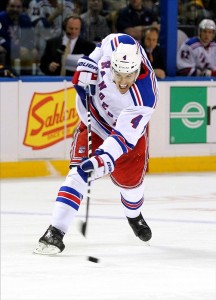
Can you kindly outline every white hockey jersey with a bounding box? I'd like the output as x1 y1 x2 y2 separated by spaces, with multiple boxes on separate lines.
177 37 216 75
28 0 74 36
75 34 159 161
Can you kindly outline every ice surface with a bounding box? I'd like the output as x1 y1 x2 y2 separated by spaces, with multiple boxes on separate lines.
1 172 216 300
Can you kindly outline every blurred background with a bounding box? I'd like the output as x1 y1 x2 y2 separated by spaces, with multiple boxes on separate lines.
0 0 216 77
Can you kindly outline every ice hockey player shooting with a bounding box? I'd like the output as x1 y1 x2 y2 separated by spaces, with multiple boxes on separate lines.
34 33 159 255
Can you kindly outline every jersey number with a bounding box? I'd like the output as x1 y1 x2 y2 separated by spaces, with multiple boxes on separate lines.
181 50 190 59
131 115 143 128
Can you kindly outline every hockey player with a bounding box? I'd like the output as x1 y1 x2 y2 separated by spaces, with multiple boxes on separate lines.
177 19 216 76
34 33 159 255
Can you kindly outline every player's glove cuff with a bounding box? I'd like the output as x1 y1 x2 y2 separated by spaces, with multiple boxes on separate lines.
79 150 115 180
72 56 98 96
76 56 98 73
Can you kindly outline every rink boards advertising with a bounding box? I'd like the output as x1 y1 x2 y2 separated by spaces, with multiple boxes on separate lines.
0 79 216 177
170 87 216 144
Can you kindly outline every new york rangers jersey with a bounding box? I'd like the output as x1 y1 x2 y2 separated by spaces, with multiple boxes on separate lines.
75 34 159 161
177 37 216 75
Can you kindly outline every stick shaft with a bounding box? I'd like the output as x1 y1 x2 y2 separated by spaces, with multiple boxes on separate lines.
82 87 92 236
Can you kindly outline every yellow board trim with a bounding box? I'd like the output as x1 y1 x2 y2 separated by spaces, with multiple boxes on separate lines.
148 156 216 173
0 160 69 179
1 156 216 179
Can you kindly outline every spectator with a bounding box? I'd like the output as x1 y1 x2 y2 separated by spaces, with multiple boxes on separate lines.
28 0 41 26
36 0 74 37
80 0 110 43
27 0 74 61
142 26 166 79
0 61 17 78
0 0 37 75
0 43 16 77
40 15 96 76
107 0 127 11
27 0 50 60
22 0 32 12
76 0 88 14
106 1 126 33
0 38 7 65
204 0 216 21
180 0 213 26
177 19 216 76
78 0 114 16
143 0 155 10
116 0 159 42
73 0 84 15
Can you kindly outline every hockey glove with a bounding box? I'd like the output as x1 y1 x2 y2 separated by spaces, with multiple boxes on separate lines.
202 69 212 77
196 68 213 77
196 68 203 76
79 149 115 180
72 56 98 96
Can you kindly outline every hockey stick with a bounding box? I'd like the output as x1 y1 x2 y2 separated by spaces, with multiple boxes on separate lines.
81 86 92 236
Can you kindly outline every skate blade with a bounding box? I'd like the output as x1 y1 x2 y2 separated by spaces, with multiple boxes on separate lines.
33 242 61 255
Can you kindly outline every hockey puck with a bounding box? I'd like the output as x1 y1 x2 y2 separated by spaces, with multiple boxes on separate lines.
87 256 99 263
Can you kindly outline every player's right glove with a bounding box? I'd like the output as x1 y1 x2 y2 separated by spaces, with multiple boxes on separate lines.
78 149 115 181
202 69 212 77
196 68 213 77
72 56 98 96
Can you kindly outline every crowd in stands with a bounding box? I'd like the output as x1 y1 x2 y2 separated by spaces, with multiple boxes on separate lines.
0 0 215 78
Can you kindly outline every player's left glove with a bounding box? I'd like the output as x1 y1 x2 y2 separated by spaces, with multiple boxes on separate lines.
79 149 115 180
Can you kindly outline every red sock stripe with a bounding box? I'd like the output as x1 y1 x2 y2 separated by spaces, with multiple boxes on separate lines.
58 191 81 205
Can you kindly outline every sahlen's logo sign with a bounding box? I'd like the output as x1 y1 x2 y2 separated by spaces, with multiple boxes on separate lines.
23 87 80 149
170 87 216 144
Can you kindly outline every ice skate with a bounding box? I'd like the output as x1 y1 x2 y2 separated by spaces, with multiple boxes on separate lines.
127 213 152 242
33 225 65 255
